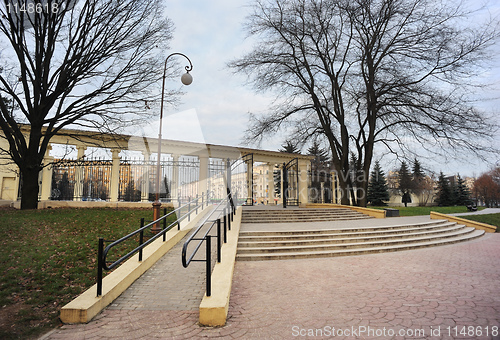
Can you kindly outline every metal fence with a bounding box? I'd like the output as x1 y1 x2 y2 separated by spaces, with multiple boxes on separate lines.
50 157 201 202
49 154 256 203
51 159 112 201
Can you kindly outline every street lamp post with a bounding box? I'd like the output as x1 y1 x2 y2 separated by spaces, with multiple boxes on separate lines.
152 53 193 233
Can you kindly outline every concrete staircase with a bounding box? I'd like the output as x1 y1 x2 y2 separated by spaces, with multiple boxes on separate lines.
241 208 373 223
236 219 485 261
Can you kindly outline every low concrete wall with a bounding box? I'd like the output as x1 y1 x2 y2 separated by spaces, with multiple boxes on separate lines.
199 207 242 327
430 212 497 233
5 200 176 209
306 203 386 219
38 200 175 209
0 199 12 207
60 204 212 324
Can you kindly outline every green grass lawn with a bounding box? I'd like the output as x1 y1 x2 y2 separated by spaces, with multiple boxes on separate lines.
0 207 175 339
459 214 500 230
369 205 485 216
369 206 498 230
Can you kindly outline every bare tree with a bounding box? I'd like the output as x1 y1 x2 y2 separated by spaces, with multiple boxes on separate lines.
230 0 499 206
0 0 176 209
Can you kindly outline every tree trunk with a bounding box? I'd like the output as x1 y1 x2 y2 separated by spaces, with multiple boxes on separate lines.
19 124 44 210
356 161 371 207
20 166 41 209
356 178 368 207
335 169 351 205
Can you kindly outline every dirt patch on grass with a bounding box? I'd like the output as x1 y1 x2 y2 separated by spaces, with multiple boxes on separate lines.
0 302 25 330
0 302 41 339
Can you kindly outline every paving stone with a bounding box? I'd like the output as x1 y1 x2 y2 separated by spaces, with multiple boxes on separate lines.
42 218 500 340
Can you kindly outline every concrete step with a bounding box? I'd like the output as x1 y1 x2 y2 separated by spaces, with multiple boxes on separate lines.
236 229 485 261
238 220 452 237
238 226 474 254
241 208 372 223
241 208 361 213
242 211 365 216
241 216 372 223
238 224 466 247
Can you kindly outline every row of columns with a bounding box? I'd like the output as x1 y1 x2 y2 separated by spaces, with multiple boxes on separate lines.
38 145 218 203
253 161 309 206
38 145 309 205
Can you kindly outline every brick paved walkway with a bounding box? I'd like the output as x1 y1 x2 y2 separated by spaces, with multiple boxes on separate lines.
43 228 500 339
105 207 218 312
106 233 210 312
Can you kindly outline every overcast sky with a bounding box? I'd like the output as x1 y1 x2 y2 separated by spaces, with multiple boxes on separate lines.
132 0 500 177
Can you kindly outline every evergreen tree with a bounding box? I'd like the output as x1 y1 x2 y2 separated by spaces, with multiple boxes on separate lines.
436 172 453 206
349 152 359 204
277 140 299 199
455 174 472 205
308 141 331 203
59 172 72 200
273 168 281 197
279 140 300 154
307 141 329 171
367 161 390 206
124 179 141 202
162 175 171 200
450 179 458 205
398 161 413 207
412 158 425 196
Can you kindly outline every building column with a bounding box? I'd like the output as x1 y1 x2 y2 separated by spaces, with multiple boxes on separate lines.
109 150 120 202
40 145 53 201
280 165 284 205
73 146 87 201
198 156 209 200
332 171 340 204
298 160 309 206
141 152 150 202
246 157 253 205
171 154 180 200
267 163 275 205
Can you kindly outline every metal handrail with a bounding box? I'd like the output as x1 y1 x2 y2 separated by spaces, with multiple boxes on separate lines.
283 158 299 208
96 192 208 296
181 192 236 296
230 153 253 206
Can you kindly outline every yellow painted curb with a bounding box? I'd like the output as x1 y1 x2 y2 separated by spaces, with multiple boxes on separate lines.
430 211 497 233
306 203 386 218
60 205 212 324
199 207 242 326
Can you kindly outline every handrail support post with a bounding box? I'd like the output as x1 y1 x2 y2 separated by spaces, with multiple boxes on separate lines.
217 218 221 263
97 238 104 297
139 218 144 262
206 236 212 297
163 208 167 242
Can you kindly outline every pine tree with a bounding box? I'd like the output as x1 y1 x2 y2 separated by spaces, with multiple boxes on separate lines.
349 152 359 204
398 161 413 207
412 158 426 196
279 140 300 154
277 140 298 199
273 169 281 197
450 179 458 205
436 172 453 206
308 141 331 203
367 161 390 206
307 141 329 171
455 174 472 205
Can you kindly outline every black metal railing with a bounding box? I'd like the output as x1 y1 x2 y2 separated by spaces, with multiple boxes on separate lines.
230 154 253 206
283 158 299 208
181 192 236 297
96 192 209 296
